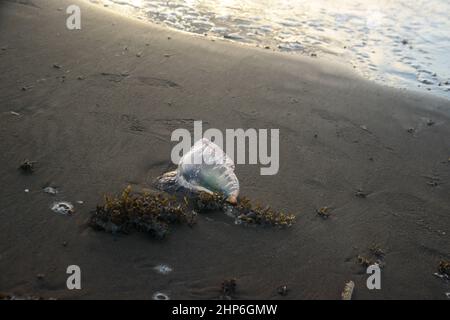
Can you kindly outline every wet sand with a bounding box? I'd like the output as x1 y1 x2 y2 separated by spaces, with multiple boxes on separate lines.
0 0 449 299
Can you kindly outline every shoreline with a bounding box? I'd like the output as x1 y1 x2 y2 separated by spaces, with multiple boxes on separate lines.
87 0 450 101
0 0 449 299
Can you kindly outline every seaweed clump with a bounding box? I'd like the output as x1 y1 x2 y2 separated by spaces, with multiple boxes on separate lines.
316 206 331 219
90 186 195 239
91 187 296 239
438 260 450 276
194 192 226 212
233 196 296 227
357 255 377 268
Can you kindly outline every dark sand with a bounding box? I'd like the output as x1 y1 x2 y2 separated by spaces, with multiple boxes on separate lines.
0 0 449 299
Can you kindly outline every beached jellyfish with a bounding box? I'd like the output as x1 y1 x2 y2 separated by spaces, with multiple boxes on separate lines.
156 138 239 204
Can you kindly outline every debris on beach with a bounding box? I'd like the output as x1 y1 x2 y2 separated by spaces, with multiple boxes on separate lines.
341 281 355 300
438 260 450 276
433 272 448 280
91 184 295 241
354 189 368 198
90 186 194 239
369 244 385 258
21 85 33 91
152 292 170 300
277 285 288 296
154 264 173 275
43 186 58 195
0 292 54 300
156 138 295 227
19 159 35 174
426 119 435 126
51 201 74 215
192 192 295 227
357 255 377 268
93 140 293 238
9 111 20 116
221 279 237 300
356 244 386 270
424 175 441 187
316 206 331 219
407 127 415 134
52 63 62 69
232 196 295 227
194 192 225 212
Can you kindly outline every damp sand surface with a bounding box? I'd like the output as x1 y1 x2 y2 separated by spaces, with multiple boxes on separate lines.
0 0 450 299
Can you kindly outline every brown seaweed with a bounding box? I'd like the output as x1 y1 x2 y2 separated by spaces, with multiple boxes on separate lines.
233 196 296 227
90 187 296 240
90 186 194 239
438 260 450 276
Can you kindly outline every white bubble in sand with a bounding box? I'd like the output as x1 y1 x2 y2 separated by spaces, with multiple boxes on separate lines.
51 201 74 215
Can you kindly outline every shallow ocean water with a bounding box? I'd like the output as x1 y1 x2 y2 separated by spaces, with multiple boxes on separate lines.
92 0 450 99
